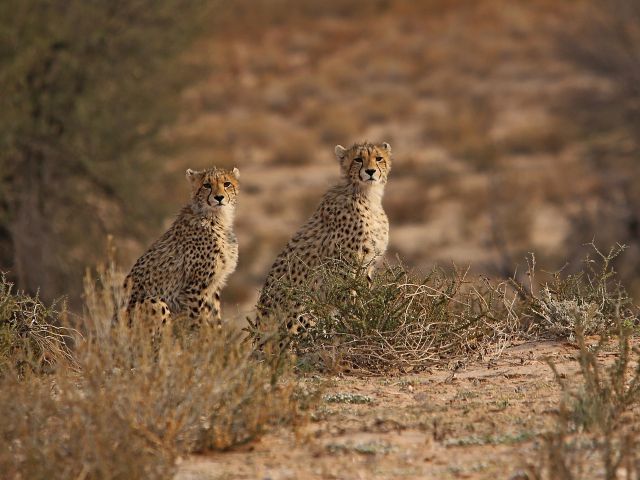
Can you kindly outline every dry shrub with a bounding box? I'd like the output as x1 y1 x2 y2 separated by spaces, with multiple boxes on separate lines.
515 245 640 479
496 120 568 156
513 244 637 339
260 245 637 375
355 87 416 124
0 370 177 480
277 257 523 375
525 312 640 480
558 0 640 141
556 0 640 300
0 258 301 480
383 186 431 224
0 273 74 375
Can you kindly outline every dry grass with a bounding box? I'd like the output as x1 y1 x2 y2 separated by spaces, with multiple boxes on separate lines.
2 242 637 477
0 256 303 479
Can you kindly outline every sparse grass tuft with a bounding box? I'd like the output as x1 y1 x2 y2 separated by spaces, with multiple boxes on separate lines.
323 392 374 404
326 440 393 456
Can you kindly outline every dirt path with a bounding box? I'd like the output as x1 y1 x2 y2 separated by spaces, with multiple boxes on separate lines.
177 340 586 479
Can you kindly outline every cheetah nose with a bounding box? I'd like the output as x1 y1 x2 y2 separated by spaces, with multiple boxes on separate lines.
213 195 224 203
365 169 376 177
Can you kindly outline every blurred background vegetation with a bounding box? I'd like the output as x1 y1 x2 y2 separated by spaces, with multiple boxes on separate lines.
0 0 638 315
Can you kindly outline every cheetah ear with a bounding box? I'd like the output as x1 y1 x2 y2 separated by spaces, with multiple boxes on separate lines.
185 168 204 188
232 167 240 180
334 145 347 160
185 168 202 184
381 142 391 153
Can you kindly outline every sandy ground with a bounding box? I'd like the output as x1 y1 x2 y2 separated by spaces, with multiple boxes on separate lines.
175 340 593 479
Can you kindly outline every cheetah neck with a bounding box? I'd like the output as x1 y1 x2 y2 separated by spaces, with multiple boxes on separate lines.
347 181 385 206
183 204 235 231
210 206 235 231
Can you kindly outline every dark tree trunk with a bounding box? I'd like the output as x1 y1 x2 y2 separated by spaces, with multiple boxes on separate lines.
10 147 50 297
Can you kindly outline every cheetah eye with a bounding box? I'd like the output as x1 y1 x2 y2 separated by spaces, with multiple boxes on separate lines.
376 156 384 162
203 182 212 189
224 181 232 188
354 157 363 163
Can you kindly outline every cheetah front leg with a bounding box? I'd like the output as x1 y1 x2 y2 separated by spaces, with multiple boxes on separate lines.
177 288 222 330
209 290 223 328
125 298 172 346
198 290 222 328
366 265 375 289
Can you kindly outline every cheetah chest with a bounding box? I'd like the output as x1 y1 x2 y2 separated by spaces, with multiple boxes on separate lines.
216 235 238 286
357 208 389 263
186 222 238 296
325 201 388 263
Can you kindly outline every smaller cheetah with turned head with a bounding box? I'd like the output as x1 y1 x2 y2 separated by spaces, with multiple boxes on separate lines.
123 167 240 328
255 141 392 337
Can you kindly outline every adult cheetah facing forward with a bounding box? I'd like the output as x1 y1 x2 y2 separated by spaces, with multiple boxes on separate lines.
255 141 392 337
124 167 240 328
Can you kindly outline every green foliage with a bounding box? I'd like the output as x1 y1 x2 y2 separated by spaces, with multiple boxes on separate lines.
0 0 212 302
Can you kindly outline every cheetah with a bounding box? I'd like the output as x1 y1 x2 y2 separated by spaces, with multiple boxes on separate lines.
123 166 240 329
255 141 392 338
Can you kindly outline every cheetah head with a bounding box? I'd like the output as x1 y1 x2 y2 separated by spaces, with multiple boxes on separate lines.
334 142 392 187
186 167 240 214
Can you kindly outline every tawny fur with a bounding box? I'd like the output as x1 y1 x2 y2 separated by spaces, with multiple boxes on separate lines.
255 141 392 335
124 166 240 328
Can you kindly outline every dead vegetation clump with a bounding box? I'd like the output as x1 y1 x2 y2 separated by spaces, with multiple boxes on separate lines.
0 259 302 480
0 273 74 375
